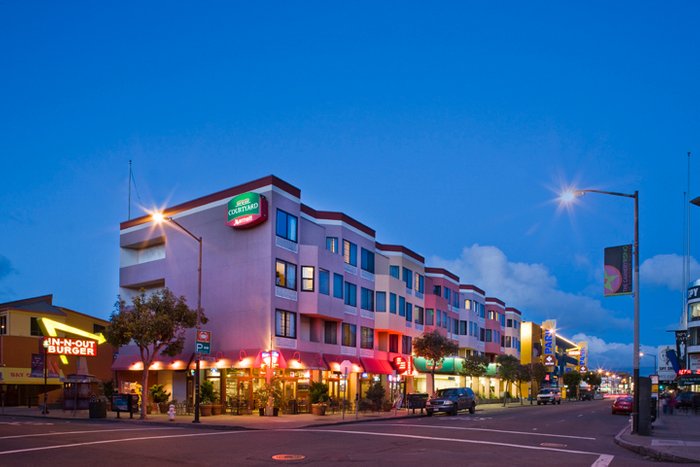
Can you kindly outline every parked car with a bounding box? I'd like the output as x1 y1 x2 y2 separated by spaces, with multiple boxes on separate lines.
611 395 633 415
675 391 700 410
536 388 561 405
579 389 594 401
426 387 477 416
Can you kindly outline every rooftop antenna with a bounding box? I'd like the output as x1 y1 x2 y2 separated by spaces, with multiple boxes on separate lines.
128 160 132 220
684 152 692 330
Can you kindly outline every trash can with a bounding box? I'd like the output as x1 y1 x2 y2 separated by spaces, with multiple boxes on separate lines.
89 399 107 418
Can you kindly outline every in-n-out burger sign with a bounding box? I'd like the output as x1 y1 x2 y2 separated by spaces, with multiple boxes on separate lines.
44 337 98 357
226 192 268 229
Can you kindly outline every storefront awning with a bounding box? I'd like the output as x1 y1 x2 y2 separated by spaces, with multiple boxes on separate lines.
0 367 63 385
360 357 394 375
279 349 327 370
323 354 363 373
413 357 498 376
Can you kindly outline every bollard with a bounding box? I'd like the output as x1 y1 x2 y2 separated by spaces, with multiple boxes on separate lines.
168 404 176 421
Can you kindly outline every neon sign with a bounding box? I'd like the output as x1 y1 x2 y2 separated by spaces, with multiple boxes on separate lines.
39 317 107 364
44 337 98 357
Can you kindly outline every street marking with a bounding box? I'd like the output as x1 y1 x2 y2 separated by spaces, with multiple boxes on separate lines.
284 429 611 458
379 423 596 440
0 430 248 456
591 454 614 467
0 427 180 440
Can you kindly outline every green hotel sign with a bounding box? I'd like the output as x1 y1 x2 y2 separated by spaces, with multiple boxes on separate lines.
226 192 268 229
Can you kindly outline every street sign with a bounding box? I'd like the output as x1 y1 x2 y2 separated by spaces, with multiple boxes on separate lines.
196 330 211 355
544 355 556 366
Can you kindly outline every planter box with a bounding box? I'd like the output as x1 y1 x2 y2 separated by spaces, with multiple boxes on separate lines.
200 405 213 416
311 404 326 416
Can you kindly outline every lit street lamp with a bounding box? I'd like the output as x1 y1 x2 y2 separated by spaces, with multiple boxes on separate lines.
152 212 203 424
42 338 49 415
560 188 640 433
640 351 658 375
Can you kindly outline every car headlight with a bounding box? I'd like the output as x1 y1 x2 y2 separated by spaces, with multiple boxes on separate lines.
444 401 454 405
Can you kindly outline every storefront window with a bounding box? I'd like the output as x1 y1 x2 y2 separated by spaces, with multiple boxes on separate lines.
689 302 700 322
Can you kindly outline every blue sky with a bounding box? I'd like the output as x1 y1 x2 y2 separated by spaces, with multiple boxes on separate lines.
2 2 699 372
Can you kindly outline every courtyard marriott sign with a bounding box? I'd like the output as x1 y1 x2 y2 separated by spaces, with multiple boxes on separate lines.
226 192 268 229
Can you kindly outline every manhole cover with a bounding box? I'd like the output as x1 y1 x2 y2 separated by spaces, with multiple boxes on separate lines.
272 454 306 461
539 442 567 448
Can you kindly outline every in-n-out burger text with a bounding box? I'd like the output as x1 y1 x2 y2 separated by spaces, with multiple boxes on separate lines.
45 337 98 357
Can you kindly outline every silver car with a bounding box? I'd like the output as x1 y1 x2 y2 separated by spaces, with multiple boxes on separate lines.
426 387 477 416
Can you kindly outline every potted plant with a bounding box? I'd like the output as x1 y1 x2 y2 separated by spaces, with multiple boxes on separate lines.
309 382 329 416
199 380 218 416
254 382 283 416
149 384 171 414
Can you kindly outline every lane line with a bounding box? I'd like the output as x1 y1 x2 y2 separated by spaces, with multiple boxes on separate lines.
377 423 596 440
282 428 612 458
0 431 247 456
0 427 180 440
591 454 614 467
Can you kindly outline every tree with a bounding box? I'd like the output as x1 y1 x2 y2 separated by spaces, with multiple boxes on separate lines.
458 354 489 379
515 364 531 404
413 330 458 396
562 372 582 399
496 355 520 406
530 362 547 393
582 371 602 389
105 288 206 419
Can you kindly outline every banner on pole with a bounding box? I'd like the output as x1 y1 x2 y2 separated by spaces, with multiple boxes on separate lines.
604 244 633 296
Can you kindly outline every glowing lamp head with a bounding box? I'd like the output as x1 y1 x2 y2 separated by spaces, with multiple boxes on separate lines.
151 211 166 224
42 338 49 349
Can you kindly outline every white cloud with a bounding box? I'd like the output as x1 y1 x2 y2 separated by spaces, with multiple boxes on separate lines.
571 333 657 371
640 253 700 291
428 244 632 336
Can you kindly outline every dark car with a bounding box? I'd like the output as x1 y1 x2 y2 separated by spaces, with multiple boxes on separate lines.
612 395 633 415
426 387 476 416
676 391 699 410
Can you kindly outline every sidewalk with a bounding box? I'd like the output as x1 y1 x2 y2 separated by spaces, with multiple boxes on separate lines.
615 409 700 463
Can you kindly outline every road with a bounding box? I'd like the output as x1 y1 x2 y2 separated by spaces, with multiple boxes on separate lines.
0 400 675 466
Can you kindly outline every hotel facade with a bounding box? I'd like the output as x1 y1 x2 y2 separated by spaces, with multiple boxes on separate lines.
115 175 522 410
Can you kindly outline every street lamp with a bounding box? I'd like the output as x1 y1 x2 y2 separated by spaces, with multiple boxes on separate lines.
559 188 640 433
42 338 49 415
640 351 658 375
152 212 203 424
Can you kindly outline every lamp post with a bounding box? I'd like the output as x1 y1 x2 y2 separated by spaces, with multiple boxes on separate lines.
42 338 49 415
640 351 658 375
152 212 203 423
560 188 640 433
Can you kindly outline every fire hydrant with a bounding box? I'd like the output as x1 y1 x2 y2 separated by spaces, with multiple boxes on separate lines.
168 404 176 421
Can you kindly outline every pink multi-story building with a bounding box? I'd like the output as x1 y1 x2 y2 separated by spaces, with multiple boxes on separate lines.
115 175 526 409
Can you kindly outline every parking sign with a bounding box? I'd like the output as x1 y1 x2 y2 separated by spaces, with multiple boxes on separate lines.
196 330 211 355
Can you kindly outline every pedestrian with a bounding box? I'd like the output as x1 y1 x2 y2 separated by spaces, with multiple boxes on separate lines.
669 393 676 415
661 394 668 415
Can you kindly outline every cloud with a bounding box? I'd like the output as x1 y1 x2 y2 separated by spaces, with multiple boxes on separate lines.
641 253 700 291
571 333 657 371
428 244 632 337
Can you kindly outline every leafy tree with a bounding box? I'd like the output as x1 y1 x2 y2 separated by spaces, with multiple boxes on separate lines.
458 354 489 379
562 372 582 399
105 288 206 419
582 371 602 389
529 362 547 393
364 381 386 411
515 364 531 404
496 354 520 406
413 330 458 395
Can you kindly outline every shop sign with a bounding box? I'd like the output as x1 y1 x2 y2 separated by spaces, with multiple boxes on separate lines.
393 356 413 375
604 244 633 296
226 192 268 229
577 341 588 372
195 330 211 355
658 346 677 381
45 337 98 357
543 320 556 368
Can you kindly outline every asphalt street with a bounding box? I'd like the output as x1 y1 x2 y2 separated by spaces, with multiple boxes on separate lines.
0 400 678 466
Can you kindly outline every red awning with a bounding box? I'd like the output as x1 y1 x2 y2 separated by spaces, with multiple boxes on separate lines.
323 354 364 373
279 349 327 370
360 357 394 375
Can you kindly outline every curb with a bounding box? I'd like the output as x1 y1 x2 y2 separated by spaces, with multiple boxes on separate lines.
613 424 699 464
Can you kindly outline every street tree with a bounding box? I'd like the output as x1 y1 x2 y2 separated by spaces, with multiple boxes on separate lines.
458 354 489 379
413 330 458 395
496 354 520 406
515 363 531 404
562 371 582 400
582 371 602 389
105 288 206 419
529 362 547 393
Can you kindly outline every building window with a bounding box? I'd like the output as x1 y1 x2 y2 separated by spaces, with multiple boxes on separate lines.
689 302 700 322
415 274 424 293
93 324 106 335
275 310 296 338
402 335 412 354
30 317 42 336
389 334 399 353
436 310 442 327
319 269 330 295
326 237 339 253
464 299 472 311
405 303 413 322
275 259 297 290
0 315 6 335
415 306 424 324
276 209 298 242
361 287 374 311
333 273 344 299
342 323 357 347
402 267 413 290
505 336 512 348
488 310 496 320
324 321 337 345
361 326 374 349
460 320 467 335
506 319 513 328
398 296 405 317
389 293 397 314
389 265 399 279
433 285 441 296
343 240 357 266
361 248 375 274
301 266 314 292
344 282 357 307
426 308 434 326
453 319 459 334
376 291 386 312
444 287 450 301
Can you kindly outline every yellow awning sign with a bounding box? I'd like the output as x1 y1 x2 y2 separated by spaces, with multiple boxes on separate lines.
0 367 63 385
39 318 107 364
